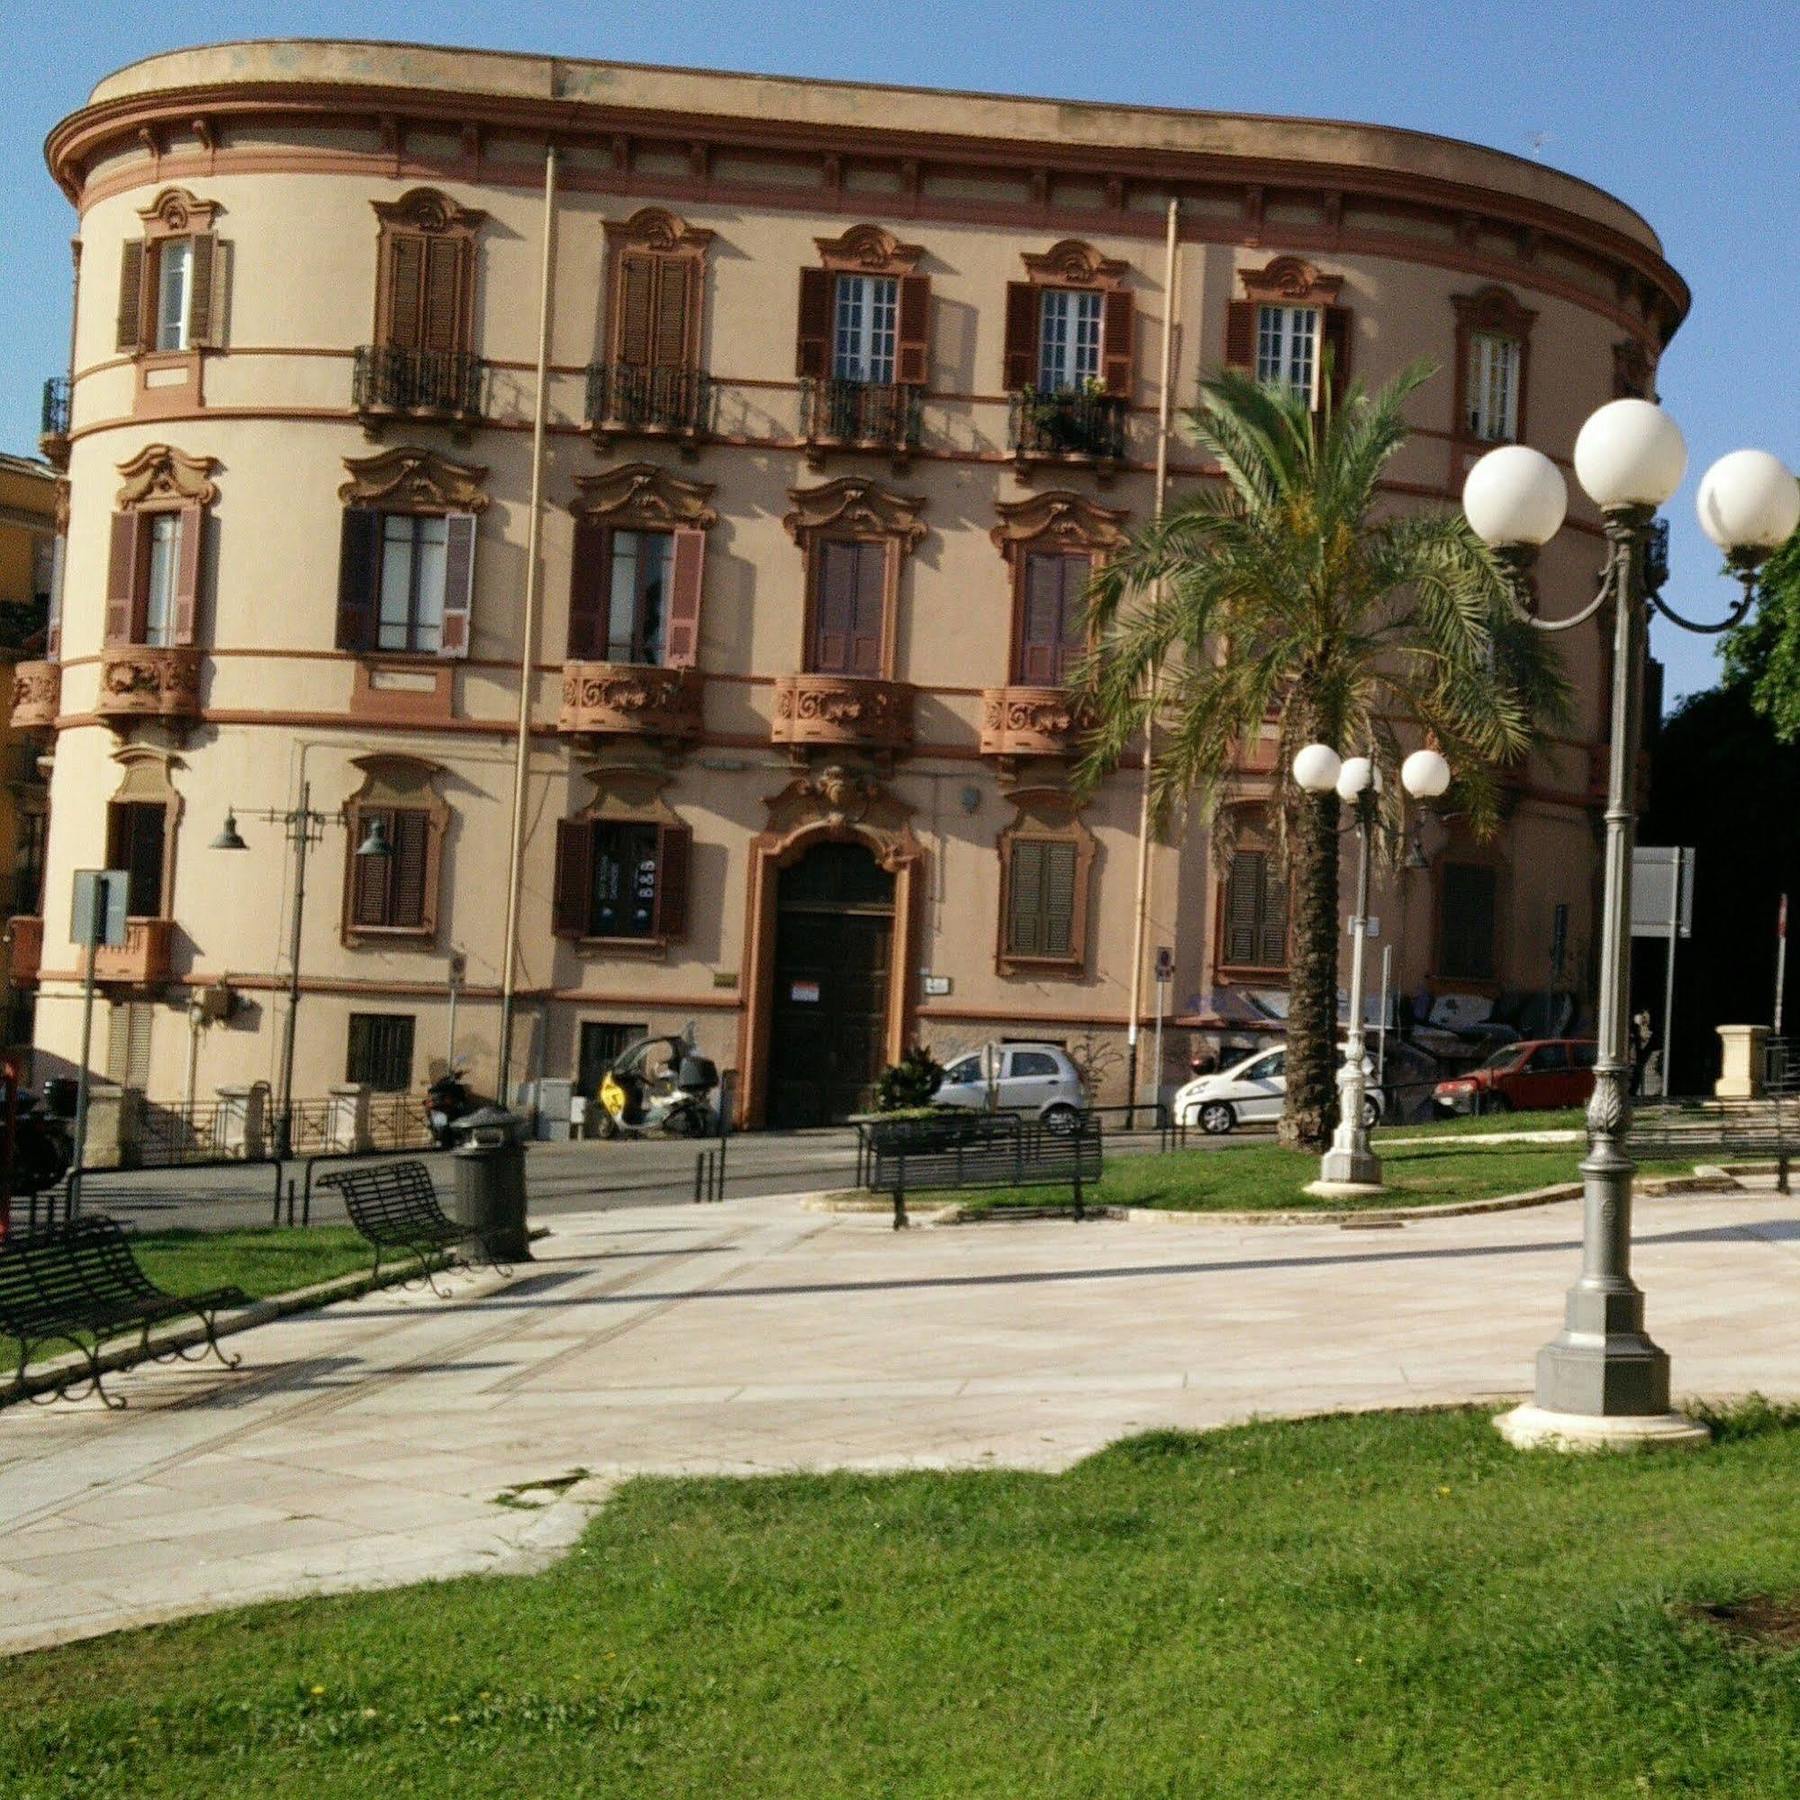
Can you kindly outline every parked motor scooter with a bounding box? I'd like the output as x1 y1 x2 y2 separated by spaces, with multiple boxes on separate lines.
427 1067 477 1147
595 1028 719 1138
12 1087 73 1195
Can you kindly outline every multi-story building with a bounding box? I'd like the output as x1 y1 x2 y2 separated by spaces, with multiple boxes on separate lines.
23 41 1685 1129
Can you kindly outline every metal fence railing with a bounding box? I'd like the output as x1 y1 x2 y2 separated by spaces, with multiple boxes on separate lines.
585 362 712 438
352 345 485 419
1009 388 1128 461
800 377 922 452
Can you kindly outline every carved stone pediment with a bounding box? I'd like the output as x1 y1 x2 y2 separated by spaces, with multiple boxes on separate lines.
569 761 682 826
370 187 485 236
814 222 923 275
1022 239 1127 288
339 446 490 513
115 444 219 510
783 476 926 550
990 490 1129 558
1452 285 1538 339
604 206 713 254
761 764 922 871
136 186 221 234
572 463 717 530
1239 256 1342 304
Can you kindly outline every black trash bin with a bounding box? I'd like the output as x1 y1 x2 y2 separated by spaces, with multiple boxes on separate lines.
450 1106 531 1262
43 1077 78 1121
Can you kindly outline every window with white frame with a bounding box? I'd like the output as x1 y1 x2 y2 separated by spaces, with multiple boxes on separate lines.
143 513 183 648
1256 304 1319 401
1467 333 1521 441
155 238 193 352
377 515 449 654
1037 288 1103 391
832 274 898 384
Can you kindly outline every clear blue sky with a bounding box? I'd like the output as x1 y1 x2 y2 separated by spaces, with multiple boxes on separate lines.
5 0 1795 704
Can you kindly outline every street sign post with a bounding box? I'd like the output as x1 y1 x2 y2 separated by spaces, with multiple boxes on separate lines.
1152 947 1174 1120
1632 847 1695 1097
68 870 130 1217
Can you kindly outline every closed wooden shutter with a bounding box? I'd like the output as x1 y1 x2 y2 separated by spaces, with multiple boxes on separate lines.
849 542 884 675
896 274 930 385
1259 864 1288 968
1018 554 1088 685
438 511 477 658
812 539 883 674
46 535 64 661
1224 300 1256 372
796 267 833 378
385 233 426 349
654 823 692 939
663 527 706 669
567 519 610 659
105 512 139 645
1007 839 1045 955
186 232 219 347
553 819 594 938
1101 288 1134 396
116 240 146 352
1003 281 1039 389
1225 851 1264 966
653 258 694 368
422 236 465 354
390 809 430 928
170 502 204 645
1323 306 1352 407
350 805 394 927
336 510 381 652
616 252 657 366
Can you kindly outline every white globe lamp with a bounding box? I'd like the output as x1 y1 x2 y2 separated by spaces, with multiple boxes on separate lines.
1336 756 1379 801
1573 399 1687 510
1696 450 1800 553
1401 747 1452 799
1291 743 1342 793
1463 445 1568 548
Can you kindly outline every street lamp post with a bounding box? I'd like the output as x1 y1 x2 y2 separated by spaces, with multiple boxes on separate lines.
1463 402 1799 1451
1293 742 1452 1190
212 783 392 1160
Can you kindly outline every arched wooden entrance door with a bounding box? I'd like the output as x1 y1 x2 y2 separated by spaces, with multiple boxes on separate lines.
765 840 895 1127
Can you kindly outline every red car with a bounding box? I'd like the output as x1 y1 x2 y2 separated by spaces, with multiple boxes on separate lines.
1432 1039 1598 1117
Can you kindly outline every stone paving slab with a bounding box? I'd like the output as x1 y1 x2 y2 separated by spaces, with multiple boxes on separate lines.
0 1190 1796 1656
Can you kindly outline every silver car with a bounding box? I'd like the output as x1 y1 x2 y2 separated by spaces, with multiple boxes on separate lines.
935 1042 1086 1129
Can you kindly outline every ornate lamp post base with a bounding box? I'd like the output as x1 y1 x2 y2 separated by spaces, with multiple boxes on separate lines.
1495 1404 1710 1453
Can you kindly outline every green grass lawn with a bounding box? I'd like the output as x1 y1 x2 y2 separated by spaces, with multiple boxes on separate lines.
7 1404 1800 1798
1 1228 376 1379
1377 1105 1588 1137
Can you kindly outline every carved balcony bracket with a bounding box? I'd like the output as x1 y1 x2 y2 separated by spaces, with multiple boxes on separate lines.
979 684 1092 780
771 673 915 766
10 661 61 736
558 662 704 745
96 645 203 736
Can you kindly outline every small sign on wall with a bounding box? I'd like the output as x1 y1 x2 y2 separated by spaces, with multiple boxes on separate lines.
922 974 952 997
789 980 821 1004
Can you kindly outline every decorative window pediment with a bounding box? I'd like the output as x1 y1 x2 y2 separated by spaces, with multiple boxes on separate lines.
572 462 717 530
813 223 923 276
136 186 222 237
339 446 490 513
783 476 927 551
604 206 714 255
115 444 219 510
1021 239 1127 289
370 187 486 236
1452 285 1537 339
991 490 1129 560
1237 256 1342 305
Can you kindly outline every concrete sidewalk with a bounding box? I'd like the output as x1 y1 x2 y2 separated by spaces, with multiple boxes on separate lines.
2 1188 1797 1656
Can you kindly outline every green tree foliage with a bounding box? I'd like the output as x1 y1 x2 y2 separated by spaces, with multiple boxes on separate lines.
1718 531 1800 739
1075 363 1567 1148
874 1045 946 1112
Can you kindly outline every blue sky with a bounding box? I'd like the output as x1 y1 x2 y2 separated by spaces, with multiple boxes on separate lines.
5 0 1796 703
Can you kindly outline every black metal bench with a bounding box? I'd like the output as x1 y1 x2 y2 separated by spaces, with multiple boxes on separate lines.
1628 1102 1791 1193
0 1215 248 1409
318 1158 498 1291
860 1114 1103 1228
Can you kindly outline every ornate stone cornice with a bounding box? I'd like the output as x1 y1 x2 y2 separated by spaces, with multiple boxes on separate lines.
572 462 717 530
783 476 926 550
814 222 923 274
114 444 219 510
1021 238 1127 288
604 205 713 253
339 445 490 512
370 186 485 234
1452 284 1538 339
760 764 922 871
136 185 221 234
990 490 1129 558
1238 255 1342 304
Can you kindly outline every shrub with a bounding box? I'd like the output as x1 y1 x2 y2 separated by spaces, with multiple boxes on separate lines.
875 1045 946 1112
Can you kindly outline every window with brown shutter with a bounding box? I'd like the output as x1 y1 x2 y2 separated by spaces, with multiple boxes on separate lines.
1219 846 1288 973
604 209 712 372
1016 552 1090 685
370 189 484 356
996 794 1096 974
810 539 887 675
1228 258 1349 411
116 189 228 356
105 445 219 648
1452 287 1537 444
553 816 694 942
341 758 449 945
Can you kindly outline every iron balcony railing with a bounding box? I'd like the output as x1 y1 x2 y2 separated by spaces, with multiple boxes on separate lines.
800 377 923 453
1009 388 1129 462
352 346 485 419
585 362 712 438
40 376 71 442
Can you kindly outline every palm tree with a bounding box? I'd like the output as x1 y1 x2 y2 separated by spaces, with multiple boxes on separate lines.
1076 361 1568 1150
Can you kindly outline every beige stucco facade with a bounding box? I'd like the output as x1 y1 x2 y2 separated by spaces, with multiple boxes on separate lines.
22 41 1685 1132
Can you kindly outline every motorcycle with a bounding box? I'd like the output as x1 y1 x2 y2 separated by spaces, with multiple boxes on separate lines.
11 1088 73 1196
595 1029 719 1139
427 1067 477 1148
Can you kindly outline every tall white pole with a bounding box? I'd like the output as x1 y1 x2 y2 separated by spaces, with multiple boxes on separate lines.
1659 846 1681 1099
496 141 559 1105
1775 893 1788 1037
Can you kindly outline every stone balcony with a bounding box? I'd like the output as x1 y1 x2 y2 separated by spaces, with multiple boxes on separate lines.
771 673 914 760
557 662 704 743
6 915 41 987
93 917 174 989
9 661 60 735
979 685 1088 767
96 646 202 732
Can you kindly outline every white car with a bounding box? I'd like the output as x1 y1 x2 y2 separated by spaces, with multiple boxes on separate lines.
1172 1046 1385 1136
935 1042 1087 1129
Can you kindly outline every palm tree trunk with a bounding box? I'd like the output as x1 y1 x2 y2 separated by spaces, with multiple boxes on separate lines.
1280 786 1340 1150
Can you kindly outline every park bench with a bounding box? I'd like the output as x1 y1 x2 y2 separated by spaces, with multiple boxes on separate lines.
859 1113 1103 1228
1627 1100 1791 1194
0 1215 247 1409
318 1157 499 1291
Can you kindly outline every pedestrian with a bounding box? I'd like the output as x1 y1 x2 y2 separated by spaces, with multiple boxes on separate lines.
1631 1009 1654 1095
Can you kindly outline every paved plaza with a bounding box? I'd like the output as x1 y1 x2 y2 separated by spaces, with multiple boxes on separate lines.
1 1186 1796 1657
